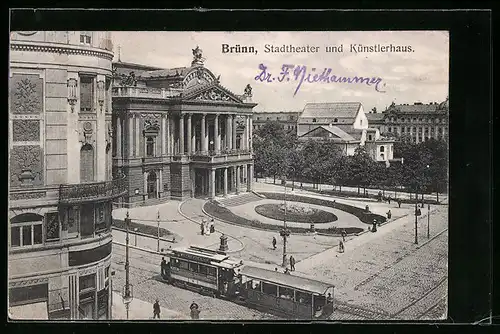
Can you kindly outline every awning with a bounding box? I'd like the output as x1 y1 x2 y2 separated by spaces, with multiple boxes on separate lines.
9 301 48 320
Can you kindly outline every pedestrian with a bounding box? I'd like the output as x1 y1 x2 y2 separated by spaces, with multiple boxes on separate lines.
200 221 204 236
272 236 277 250
289 255 295 271
339 240 344 253
372 219 378 232
388 196 391 204
397 199 402 208
275 267 278 272
284 268 291 275
365 205 370 212
387 210 392 220
190 301 200 320
160 257 167 278
205 220 211 236
209 218 215 233
341 229 346 242
153 299 161 319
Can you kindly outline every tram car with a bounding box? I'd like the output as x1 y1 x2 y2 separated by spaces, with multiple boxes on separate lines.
162 246 335 319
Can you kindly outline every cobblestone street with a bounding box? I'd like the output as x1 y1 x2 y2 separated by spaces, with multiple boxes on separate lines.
111 181 448 320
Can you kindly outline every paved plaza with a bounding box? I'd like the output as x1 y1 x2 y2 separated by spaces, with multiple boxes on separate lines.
111 181 448 320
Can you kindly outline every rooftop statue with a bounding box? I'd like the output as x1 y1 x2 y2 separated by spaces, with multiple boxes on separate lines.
192 46 205 66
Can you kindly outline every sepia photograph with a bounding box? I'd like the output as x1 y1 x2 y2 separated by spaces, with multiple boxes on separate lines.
8 30 449 321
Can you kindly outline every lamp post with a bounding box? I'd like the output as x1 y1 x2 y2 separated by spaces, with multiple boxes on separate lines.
157 210 160 252
280 178 290 267
110 270 115 319
427 204 431 239
414 203 421 244
122 211 133 319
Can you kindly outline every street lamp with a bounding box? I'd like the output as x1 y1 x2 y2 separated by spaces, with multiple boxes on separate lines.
280 178 291 267
414 203 421 244
157 210 161 252
110 270 115 320
122 211 134 319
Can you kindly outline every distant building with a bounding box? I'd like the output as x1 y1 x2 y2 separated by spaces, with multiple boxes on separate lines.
366 112 385 133
297 102 399 164
376 99 449 143
9 31 125 320
252 111 300 134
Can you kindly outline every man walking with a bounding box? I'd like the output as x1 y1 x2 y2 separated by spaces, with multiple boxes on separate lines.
272 237 277 250
341 229 346 242
397 199 402 208
160 257 167 278
190 301 200 320
289 255 296 271
153 299 161 319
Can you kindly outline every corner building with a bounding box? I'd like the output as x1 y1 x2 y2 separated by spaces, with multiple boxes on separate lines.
9 31 126 319
112 48 256 205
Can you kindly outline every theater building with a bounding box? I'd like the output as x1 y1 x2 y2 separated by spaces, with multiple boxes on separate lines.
9 31 126 320
112 47 256 205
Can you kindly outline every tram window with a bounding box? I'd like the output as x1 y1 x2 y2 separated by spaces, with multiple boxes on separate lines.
207 267 216 277
296 291 312 304
189 262 198 272
279 287 294 300
251 280 261 290
199 265 208 275
262 282 278 296
179 260 189 270
171 259 180 267
315 295 326 307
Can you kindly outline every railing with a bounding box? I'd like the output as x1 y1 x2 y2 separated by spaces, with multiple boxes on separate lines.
59 176 128 204
112 86 182 99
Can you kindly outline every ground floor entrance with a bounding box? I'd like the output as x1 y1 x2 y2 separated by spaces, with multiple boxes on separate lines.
193 163 254 199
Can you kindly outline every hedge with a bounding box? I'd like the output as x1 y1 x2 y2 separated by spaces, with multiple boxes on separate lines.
113 219 173 237
259 192 387 225
255 204 338 224
203 201 363 236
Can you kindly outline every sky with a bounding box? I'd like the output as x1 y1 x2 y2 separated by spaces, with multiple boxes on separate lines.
111 31 449 113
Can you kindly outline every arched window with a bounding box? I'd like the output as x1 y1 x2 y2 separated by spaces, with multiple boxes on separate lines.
146 137 155 157
80 144 95 182
380 146 385 152
334 118 338 123
10 213 44 247
147 171 158 199
312 118 317 123
380 153 385 160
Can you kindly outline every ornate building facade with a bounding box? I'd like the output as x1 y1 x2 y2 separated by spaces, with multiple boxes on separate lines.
252 111 300 134
9 31 126 320
368 99 449 143
112 47 256 205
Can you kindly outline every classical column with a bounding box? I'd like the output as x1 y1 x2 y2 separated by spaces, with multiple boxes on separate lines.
167 115 172 155
210 168 216 198
128 114 134 158
242 115 248 150
191 115 196 154
161 114 166 155
226 115 232 150
187 113 192 154
214 113 220 153
143 171 148 196
159 169 163 198
223 167 228 196
435 125 439 140
249 118 253 152
135 115 140 157
235 166 240 194
232 114 237 150
116 115 122 157
247 164 253 191
179 114 185 155
201 114 206 154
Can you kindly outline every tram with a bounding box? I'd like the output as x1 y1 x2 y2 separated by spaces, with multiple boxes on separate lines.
162 246 335 319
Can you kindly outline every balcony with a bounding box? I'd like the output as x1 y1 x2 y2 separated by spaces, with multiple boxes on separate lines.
59 177 128 205
112 86 182 99
190 149 253 164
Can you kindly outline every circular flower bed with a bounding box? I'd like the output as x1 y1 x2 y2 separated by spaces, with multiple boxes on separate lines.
254 203 338 224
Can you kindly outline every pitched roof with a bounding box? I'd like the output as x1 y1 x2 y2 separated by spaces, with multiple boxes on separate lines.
366 112 385 121
301 125 357 142
113 61 164 71
301 102 361 119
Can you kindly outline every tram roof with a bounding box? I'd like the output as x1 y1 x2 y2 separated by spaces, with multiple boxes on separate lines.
170 245 229 262
240 266 335 295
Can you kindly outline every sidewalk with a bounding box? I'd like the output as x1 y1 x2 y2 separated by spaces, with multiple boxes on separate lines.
111 292 189 320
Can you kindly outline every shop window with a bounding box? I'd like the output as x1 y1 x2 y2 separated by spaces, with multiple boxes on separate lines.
80 76 94 112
